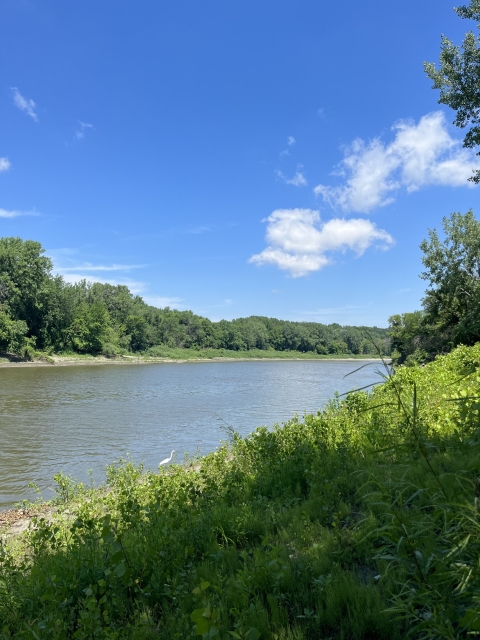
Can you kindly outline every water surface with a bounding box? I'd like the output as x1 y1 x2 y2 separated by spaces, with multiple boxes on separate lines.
0 360 384 509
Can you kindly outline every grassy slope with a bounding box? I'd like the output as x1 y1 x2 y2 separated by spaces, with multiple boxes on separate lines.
1 345 480 638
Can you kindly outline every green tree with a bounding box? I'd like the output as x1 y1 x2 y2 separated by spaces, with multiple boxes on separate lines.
342 328 363 354
0 237 54 342
67 302 111 353
388 311 429 364
420 210 480 346
425 0 480 183
328 340 349 355
124 315 150 352
0 311 28 355
88 283 137 324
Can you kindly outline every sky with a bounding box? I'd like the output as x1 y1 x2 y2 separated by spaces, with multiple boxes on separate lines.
1 0 479 327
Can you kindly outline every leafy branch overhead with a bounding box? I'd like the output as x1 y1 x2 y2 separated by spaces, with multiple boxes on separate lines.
425 0 480 182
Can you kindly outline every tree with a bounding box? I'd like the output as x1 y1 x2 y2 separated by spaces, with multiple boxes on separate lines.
0 237 54 341
388 311 429 364
425 0 480 183
88 283 136 324
420 210 480 346
0 311 28 355
342 328 363 355
124 315 150 352
67 302 111 353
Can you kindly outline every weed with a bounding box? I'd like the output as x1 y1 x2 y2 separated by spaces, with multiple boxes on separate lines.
1 344 480 637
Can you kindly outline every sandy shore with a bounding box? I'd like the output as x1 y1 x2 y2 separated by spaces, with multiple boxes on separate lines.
0 355 384 368
0 503 56 537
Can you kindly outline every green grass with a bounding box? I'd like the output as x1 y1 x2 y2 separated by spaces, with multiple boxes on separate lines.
53 347 382 361
143 346 382 360
1 344 480 638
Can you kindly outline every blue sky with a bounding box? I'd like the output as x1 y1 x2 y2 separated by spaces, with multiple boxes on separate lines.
1 0 478 327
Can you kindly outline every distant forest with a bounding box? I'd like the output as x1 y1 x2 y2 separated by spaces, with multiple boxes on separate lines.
0 237 390 358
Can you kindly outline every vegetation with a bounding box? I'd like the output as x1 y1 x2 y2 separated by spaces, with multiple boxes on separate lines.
389 0 480 363
425 0 480 183
0 236 389 360
1 344 480 638
390 210 480 363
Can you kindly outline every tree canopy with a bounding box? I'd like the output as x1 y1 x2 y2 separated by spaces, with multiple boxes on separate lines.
425 0 480 183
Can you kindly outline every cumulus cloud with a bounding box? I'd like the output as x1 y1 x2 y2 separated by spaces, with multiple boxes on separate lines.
275 168 308 187
287 136 296 146
75 121 95 140
314 111 479 213
0 208 38 218
11 87 38 121
249 208 394 277
0 158 11 172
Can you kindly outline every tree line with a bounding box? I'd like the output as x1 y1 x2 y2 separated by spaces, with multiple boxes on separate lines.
0 236 389 358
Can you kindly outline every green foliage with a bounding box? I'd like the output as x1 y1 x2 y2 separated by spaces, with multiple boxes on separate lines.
391 211 480 361
66 302 111 353
0 235 389 359
421 210 480 345
425 0 480 183
124 315 150 352
0 311 28 355
0 237 54 347
2 345 480 637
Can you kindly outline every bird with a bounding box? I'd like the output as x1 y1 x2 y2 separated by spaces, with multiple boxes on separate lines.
159 450 176 467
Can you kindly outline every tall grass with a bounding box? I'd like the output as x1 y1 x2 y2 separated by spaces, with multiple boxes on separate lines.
1 344 480 638
143 346 381 360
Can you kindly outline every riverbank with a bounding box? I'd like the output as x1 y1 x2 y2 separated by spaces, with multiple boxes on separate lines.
0 350 385 368
1 344 478 638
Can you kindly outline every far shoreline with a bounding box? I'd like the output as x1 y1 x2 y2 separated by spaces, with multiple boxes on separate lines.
0 354 386 368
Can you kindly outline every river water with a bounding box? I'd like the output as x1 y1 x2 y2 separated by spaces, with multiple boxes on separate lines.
0 359 385 509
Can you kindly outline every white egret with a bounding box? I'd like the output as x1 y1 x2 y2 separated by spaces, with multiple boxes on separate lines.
159 450 176 467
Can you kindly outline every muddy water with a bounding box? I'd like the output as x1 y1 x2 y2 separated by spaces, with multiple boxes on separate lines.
0 359 384 509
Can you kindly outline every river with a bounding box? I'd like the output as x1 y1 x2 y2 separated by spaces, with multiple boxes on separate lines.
0 359 385 509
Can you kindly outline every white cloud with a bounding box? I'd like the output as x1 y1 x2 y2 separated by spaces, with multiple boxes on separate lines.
52 256 147 294
275 168 308 187
143 295 184 309
280 136 296 158
75 121 95 140
0 158 11 172
11 87 38 121
249 208 394 277
0 208 38 218
60 273 147 295
314 111 479 213
187 225 211 234
59 263 145 273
